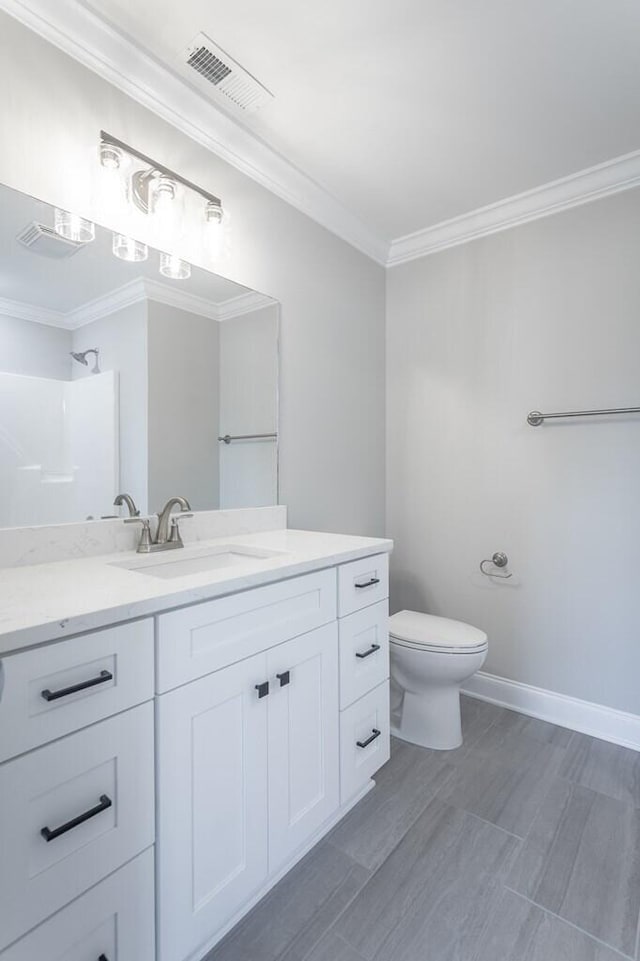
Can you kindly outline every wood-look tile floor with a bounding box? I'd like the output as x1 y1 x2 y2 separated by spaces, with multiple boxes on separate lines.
207 697 640 961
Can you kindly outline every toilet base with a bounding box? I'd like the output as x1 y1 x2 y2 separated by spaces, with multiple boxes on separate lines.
392 687 463 751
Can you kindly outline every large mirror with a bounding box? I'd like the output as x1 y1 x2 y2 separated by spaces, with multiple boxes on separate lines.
0 184 279 528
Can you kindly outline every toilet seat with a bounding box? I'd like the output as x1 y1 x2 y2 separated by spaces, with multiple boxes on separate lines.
389 610 488 654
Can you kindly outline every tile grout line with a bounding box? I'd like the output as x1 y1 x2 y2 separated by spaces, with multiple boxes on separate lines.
503 885 637 960
459 807 526 843
290 865 372 961
327 755 461 873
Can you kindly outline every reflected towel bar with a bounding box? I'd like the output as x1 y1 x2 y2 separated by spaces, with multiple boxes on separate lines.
218 433 278 444
527 407 640 427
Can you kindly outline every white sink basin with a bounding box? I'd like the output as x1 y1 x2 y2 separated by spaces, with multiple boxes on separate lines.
110 544 286 580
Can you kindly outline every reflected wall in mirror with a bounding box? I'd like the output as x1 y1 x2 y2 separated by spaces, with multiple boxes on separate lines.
0 184 279 528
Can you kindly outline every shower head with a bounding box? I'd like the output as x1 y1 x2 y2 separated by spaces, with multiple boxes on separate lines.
70 348 100 374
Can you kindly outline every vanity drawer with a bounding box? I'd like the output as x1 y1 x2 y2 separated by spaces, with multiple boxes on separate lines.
0 619 154 763
340 681 390 804
338 553 389 617
156 568 337 691
339 600 389 709
0 702 155 952
0 849 155 961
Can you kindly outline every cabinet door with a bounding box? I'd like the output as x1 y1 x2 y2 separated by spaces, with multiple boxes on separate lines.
156 653 269 961
268 623 340 871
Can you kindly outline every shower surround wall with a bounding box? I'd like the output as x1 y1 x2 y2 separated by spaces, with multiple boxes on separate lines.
386 188 640 718
0 370 117 526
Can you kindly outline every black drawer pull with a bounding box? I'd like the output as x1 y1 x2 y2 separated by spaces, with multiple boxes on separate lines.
357 728 381 749
98 955 109 961
276 671 290 687
355 643 381 660
41 669 113 702
41 793 112 842
255 681 270 699
354 577 380 590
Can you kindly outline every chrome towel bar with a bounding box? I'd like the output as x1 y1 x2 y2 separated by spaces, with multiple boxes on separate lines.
218 432 278 444
527 407 640 427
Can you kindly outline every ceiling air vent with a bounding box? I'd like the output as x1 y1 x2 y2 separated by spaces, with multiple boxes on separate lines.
16 222 84 258
185 33 273 114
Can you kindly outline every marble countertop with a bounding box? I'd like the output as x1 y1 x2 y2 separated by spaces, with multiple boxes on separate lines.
0 528 393 655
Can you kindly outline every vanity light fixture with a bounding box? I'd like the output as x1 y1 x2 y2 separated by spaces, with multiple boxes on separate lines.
159 252 191 280
99 131 226 271
54 208 95 244
112 233 148 262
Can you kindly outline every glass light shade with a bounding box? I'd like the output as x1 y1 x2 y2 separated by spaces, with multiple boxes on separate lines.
205 201 225 258
112 233 148 262
54 209 95 243
159 252 191 280
99 142 123 169
149 175 176 217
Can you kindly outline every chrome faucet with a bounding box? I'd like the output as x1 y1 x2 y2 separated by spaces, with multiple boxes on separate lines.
156 496 192 544
113 492 140 517
125 496 193 553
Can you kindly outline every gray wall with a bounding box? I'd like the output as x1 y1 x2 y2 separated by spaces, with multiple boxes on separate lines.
147 301 219 511
0 315 71 380
386 188 640 714
0 13 386 537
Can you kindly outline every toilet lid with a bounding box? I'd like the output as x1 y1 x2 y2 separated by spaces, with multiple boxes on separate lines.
389 611 488 653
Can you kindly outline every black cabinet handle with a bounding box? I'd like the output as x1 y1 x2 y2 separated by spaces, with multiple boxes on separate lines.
255 681 270 699
276 671 290 687
357 728 381 749
355 643 381 660
354 577 380 589
41 794 112 842
41 669 113 702
98 955 109 961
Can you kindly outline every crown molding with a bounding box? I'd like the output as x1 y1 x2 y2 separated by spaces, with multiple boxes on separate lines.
67 277 146 328
139 278 221 322
0 295 66 327
0 277 275 330
216 290 276 322
0 0 388 266
387 149 640 266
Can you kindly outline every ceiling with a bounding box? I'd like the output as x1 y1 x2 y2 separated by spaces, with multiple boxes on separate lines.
79 0 640 244
0 183 252 316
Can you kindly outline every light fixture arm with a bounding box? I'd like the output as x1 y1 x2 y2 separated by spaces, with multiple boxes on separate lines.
99 130 222 209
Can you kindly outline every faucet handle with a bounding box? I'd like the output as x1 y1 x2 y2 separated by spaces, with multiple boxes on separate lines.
168 513 193 546
124 516 153 552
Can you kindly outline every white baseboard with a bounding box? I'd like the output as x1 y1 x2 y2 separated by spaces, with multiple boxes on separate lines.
462 671 640 752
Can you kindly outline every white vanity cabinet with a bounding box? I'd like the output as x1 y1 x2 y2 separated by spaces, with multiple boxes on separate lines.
155 557 388 961
0 544 390 961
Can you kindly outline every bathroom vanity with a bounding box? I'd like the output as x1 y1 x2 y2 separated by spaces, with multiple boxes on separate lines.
0 517 392 961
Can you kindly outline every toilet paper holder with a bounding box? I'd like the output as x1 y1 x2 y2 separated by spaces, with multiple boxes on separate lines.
480 552 512 579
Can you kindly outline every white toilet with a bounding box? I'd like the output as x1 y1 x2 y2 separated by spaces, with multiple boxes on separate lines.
389 610 488 750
